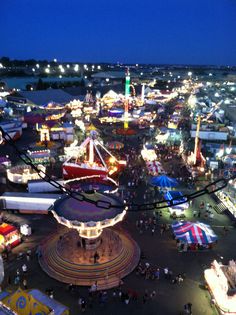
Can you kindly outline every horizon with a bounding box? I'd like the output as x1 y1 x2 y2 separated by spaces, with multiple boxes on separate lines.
1 56 236 69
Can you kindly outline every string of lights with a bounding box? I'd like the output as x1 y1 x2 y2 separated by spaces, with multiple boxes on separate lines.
0 126 233 211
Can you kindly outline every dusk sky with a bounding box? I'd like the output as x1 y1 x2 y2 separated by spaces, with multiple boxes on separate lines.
1 0 236 65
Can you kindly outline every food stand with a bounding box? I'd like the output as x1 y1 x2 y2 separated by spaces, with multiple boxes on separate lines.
205 260 236 315
0 223 21 251
164 191 188 217
215 190 236 218
141 145 157 162
27 149 51 165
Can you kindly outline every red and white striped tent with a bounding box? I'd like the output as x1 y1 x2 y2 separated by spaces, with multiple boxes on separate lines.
146 161 165 176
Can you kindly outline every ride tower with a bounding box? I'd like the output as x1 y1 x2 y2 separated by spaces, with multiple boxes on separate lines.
124 68 130 129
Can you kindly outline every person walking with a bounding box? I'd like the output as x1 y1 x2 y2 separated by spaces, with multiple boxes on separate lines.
23 278 27 290
22 264 27 275
164 267 168 279
81 299 86 313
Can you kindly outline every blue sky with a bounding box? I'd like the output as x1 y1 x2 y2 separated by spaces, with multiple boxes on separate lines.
1 0 236 65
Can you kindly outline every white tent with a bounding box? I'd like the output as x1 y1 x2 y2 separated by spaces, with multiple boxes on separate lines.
103 90 118 99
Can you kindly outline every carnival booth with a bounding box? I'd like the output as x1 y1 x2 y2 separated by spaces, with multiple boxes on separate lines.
0 157 11 168
164 191 188 217
107 141 124 150
172 221 217 252
0 223 21 251
146 161 165 176
108 108 124 118
141 144 157 162
7 164 46 184
27 149 50 165
205 260 236 315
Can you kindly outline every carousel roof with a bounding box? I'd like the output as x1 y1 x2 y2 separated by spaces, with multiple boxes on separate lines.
53 192 124 222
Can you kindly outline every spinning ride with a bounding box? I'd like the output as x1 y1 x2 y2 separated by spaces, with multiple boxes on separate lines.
39 192 140 289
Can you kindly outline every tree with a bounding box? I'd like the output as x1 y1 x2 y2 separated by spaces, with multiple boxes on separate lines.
0 57 10 67
26 84 33 91
36 78 45 90
80 78 85 87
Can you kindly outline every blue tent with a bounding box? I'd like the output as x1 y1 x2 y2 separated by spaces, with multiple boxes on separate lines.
150 175 179 188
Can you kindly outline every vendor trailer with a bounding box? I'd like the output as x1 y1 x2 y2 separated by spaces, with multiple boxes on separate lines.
0 192 61 214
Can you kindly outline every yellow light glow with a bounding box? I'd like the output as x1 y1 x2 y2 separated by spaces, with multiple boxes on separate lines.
109 157 116 164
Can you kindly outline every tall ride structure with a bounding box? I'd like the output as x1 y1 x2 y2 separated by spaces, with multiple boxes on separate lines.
193 115 201 165
124 68 130 129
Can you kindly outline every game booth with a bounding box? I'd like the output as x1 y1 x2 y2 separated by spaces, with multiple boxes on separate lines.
172 221 217 252
141 144 157 162
164 191 188 218
146 162 165 176
0 223 21 252
205 260 236 315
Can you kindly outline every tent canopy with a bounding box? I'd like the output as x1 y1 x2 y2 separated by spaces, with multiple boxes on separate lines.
172 221 217 245
107 141 124 150
2 287 51 315
150 175 178 188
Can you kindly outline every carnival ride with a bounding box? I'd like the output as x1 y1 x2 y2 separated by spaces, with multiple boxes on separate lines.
39 192 140 289
63 131 126 181
7 164 46 184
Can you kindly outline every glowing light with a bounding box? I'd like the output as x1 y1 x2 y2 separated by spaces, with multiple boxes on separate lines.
0 131 3 145
45 68 50 74
109 157 116 164
226 147 232 154
217 150 224 158
53 58 57 63
36 64 40 68
205 260 236 315
74 64 79 72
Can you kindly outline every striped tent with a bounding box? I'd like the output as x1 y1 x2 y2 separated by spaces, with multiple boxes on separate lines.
107 141 124 150
146 161 164 176
172 221 217 245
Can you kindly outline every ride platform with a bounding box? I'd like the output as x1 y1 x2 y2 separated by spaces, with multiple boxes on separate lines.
39 228 140 290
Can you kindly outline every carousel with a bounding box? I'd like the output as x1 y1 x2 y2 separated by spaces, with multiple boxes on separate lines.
39 192 140 289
